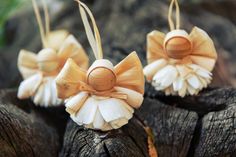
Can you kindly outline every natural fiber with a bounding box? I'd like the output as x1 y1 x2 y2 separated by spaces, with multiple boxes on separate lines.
17 0 89 106
55 1 145 131
143 0 217 97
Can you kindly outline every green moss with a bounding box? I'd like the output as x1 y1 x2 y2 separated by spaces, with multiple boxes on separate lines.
0 0 26 47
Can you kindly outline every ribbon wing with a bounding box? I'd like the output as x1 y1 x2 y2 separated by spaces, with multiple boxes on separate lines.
189 27 217 71
18 50 38 79
55 58 88 99
57 35 89 70
147 30 167 64
114 51 144 108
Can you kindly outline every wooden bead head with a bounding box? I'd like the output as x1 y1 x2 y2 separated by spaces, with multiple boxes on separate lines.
37 48 59 73
87 59 116 91
164 30 192 59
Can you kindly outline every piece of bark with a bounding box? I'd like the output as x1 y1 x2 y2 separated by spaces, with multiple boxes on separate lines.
60 118 150 157
0 89 60 157
137 97 198 157
0 89 69 145
145 86 236 157
194 105 236 157
191 88 236 157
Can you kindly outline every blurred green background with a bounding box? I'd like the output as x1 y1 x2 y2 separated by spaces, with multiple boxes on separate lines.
0 0 27 46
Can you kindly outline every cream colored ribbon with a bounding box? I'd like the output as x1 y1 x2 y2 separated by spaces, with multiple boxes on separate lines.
18 36 89 79
32 0 50 48
56 52 144 101
78 1 103 59
168 0 180 31
55 1 144 110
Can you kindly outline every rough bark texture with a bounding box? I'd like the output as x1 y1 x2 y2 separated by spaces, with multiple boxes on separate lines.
137 97 198 157
60 118 149 157
0 89 60 157
0 0 236 157
193 88 236 157
145 85 236 157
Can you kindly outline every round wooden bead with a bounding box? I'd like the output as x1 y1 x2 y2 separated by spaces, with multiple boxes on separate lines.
164 30 192 59
87 59 116 91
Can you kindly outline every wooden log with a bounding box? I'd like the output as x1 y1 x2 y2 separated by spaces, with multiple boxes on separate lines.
137 96 198 157
60 118 150 157
191 88 236 157
0 89 60 157
145 85 236 157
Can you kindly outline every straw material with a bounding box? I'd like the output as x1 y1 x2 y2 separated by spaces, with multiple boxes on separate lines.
144 27 217 97
55 1 144 130
17 34 89 106
144 0 217 97
56 52 144 130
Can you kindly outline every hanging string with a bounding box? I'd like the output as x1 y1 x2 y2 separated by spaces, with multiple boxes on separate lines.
42 0 50 36
168 0 180 31
32 0 46 47
32 0 51 48
77 1 103 60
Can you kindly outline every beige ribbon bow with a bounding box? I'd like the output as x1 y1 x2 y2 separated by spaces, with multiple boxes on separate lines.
56 52 144 110
55 1 144 131
144 0 217 97
18 36 88 80
17 0 89 107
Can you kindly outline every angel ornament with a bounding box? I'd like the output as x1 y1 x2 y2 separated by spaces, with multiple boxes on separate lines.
56 1 144 131
143 0 217 97
17 0 88 106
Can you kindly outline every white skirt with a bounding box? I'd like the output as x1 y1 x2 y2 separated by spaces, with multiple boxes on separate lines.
66 93 134 131
144 59 212 97
18 74 63 107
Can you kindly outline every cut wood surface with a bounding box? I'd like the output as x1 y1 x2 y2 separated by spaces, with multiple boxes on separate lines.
137 97 198 157
0 89 61 157
0 0 236 157
60 118 149 157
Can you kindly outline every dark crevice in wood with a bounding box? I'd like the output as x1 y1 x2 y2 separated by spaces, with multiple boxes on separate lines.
129 133 147 157
103 143 111 157
157 94 226 117
145 83 230 116
186 116 203 157
137 97 198 157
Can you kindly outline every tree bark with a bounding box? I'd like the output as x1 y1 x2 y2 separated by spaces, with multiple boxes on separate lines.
60 118 150 157
0 89 60 157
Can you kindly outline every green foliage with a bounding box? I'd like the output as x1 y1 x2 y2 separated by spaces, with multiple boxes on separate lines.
0 0 26 46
